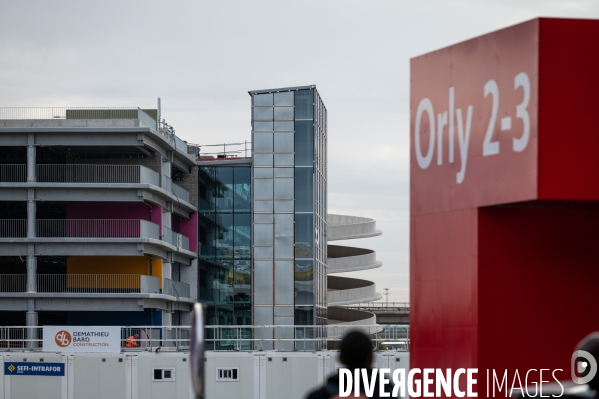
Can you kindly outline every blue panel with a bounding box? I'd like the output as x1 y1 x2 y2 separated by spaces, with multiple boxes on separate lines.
4 362 65 376
152 310 162 326
67 310 154 326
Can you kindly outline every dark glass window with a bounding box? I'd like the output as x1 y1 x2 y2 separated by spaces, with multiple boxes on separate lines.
215 213 233 260
233 213 250 259
294 90 313 119
294 307 314 326
199 167 215 213
294 121 314 166
234 168 251 212
234 259 251 308
294 260 314 306
199 222 215 259
199 166 252 328
294 168 313 212
215 167 233 212
295 213 313 258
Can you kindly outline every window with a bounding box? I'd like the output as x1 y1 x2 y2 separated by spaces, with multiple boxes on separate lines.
294 90 313 119
216 367 239 381
294 168 313 212
294 121 314 166
253 93 273 106
152 368 176 382
295 214 313 258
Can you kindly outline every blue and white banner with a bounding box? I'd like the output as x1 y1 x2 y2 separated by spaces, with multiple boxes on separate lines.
4 362 65 377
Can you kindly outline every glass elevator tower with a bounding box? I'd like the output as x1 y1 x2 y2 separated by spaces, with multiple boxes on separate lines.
249 86 327 348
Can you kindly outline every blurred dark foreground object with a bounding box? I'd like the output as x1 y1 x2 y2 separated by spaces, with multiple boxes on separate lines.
513 333 599 399
190 303 205 399
306 330 386 399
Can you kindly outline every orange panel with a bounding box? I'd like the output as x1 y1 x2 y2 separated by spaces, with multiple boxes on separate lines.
66 256 163 289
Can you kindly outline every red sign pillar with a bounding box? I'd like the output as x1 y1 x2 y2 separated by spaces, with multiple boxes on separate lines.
410 18 599 396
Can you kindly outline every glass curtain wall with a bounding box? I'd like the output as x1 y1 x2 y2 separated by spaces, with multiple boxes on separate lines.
314 90 327 328
295 89 328 342
198 166 251 349
251 86 327 350
251 90 296 350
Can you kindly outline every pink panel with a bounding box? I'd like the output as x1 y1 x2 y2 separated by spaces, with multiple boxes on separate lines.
171 213 198 252
66 202 151 221
181 213 198 252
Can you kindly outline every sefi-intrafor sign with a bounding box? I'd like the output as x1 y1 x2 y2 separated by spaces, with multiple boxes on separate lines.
4 362 65 377
411 19 539 215
43 326 121 353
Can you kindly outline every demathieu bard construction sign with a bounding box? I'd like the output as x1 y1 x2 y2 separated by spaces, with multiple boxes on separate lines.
43 326 121 353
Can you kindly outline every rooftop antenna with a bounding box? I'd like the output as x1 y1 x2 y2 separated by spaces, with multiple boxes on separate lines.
157 97 161 127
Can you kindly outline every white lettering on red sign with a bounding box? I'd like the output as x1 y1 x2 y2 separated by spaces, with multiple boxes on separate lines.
414 72 531 184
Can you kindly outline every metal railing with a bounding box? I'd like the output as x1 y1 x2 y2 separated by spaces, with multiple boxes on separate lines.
343 302 410 311
0 274 160 294
157 119 198 160
181 234 190 251
0 164 26 182
0 327 38 349
2 219 191 249
35 274 160 294
162 226 190 251
171 181 190 203
0 107 208 161
163 278 191 298
162 175 190 202
0 275 26 292
36 219 159 239
0 324 409 352
0 219 27 238
174 135 188 154
36 164 160 185
196 141 252 159
0 107 156 130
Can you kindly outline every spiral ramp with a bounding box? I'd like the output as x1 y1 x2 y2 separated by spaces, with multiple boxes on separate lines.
326 214 383 329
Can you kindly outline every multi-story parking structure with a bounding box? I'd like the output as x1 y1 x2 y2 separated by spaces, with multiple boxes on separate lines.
0 88 385 352
0 107 198 344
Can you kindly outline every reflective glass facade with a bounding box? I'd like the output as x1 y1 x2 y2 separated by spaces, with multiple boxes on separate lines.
250 86 328 345
311 90 327 328
198 166 251 348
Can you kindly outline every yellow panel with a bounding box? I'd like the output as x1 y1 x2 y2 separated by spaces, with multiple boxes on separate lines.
66 256 163 289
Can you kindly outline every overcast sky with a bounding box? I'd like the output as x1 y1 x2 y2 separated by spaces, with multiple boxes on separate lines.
1 1 598 301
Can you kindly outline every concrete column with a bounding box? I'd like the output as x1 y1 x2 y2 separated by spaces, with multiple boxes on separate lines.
160 155 171 190
180 310 193 327
27 190 36 238
162 311 172 327
27 134 36 182
161 310 174 347
163 207 171 229
162 206 172 293
162 156 171 179
181 259 198 301
26 299 38 349
26 255 37 292
163 263 172 281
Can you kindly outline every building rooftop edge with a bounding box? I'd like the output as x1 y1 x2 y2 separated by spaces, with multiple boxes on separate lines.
196 157 251 166
248 85 316 95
